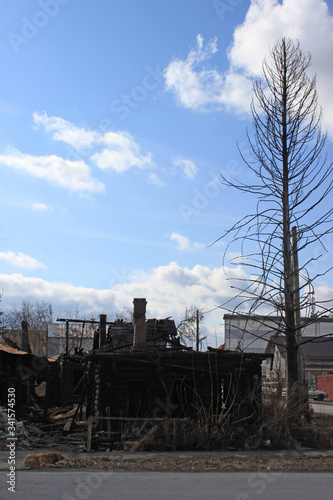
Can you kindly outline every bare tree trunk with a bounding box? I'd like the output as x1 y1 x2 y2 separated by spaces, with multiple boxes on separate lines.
281 40 298 390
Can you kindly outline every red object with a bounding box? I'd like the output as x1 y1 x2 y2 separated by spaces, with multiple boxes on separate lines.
317 375 333 400
218 344 225 350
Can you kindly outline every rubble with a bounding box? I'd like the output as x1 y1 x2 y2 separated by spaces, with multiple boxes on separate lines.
0 406 30 448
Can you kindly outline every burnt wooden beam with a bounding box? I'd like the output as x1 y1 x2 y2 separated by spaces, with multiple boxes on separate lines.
21 320 30 353
57 318 113 325
99 314 107 347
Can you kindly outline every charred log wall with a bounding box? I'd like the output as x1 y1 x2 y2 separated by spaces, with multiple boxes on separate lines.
85 351 265 421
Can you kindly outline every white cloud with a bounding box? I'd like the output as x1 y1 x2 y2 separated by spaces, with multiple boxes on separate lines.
165 1 333 134
148 172 165 186
172 156 198 179
164 33 252 114
315 284 333 303
225 251 244 263
229 0 332 75
0 148 105 193
33 111 99 151
170 233 191 251
2 264 333 346
34 111 154 174
0 262 249 344
92 131 153 173
0 274 116 313
112 262 247 342
170 232 204 251
32 202 54 212
228 0 333 134
0 252 46 269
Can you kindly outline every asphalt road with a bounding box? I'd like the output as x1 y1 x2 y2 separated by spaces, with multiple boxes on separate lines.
310 402 333 415
1 470 333 500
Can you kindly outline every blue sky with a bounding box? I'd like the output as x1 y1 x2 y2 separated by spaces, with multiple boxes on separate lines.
1 0 333 346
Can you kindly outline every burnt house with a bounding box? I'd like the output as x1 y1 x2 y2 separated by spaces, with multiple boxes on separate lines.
0 300 270 451
85 348 268 422
96 299 179 351
69 299 269 422
57 299 180 406
0 338 59 419
55 298 270 451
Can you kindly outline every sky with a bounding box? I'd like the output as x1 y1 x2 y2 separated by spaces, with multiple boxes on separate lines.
1 0 333 347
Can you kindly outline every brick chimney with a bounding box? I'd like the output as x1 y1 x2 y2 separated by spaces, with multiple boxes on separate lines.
133 298 147 350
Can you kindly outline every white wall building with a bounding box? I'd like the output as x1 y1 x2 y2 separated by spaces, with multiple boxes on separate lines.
48 322 96 356
224 314 333 353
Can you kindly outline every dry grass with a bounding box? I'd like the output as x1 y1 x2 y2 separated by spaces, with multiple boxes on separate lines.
117 389 333 452
259 386 333 449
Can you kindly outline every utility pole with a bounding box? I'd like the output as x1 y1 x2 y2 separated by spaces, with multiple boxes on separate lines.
292 226 304 397
65 320 69 355
196 310 199 351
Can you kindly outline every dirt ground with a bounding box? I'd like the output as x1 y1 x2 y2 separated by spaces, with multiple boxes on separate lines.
57 454 333 472
1 440 332 472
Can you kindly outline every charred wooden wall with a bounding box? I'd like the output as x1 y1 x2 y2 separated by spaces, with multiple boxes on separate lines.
85 350 266 422
0 350 60 417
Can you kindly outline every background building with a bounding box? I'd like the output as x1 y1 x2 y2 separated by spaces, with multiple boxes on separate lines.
224 314 333 353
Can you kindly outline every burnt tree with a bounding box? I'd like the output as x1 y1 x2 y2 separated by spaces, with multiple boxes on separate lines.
216 38 333 401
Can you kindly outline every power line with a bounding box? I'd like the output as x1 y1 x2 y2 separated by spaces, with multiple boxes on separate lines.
202 305 224 316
